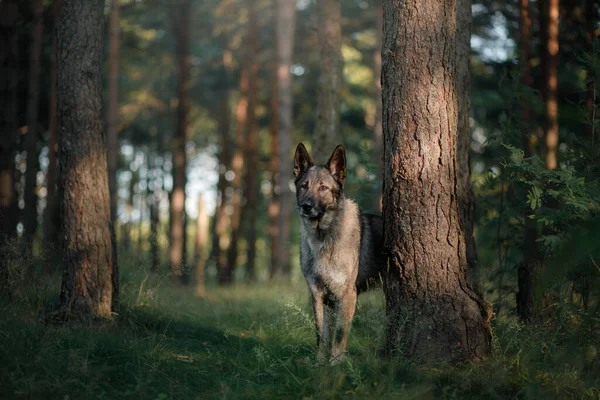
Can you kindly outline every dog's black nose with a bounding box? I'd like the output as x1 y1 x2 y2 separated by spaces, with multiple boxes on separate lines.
301 203 313 213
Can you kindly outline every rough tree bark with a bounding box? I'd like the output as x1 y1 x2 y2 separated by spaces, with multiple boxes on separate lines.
106 0 121 300
381 0 491 362
195 194 208 296
57 0 114 319
313 0 342 162
44 0 61 255
542 0 560 170
240 1 260 282
24 0 45 249
169 0 191 281
226 21 251 284
373 1 383 213
213 48 232 284
0 1 19 293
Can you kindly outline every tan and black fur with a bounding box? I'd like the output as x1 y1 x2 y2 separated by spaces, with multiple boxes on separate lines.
294 143 384 364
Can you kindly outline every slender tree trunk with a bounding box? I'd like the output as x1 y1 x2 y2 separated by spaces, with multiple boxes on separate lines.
313 0 342 162
24 0 44 250
169 0 191 281
57 0 113 319
373 1 383 213
240 1 260 282
213 49 232 285
381 0 491 362
195 194 208 296
516 0 543 321
0 1 19 293
107 0 120 301
585 0 596 147
276 0 296 279
149 191 159 273
44 0 61 256
269 28 281 280
542 0 560 170
226 31 251 284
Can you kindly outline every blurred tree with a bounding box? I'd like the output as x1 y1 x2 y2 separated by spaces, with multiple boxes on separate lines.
23 0 44 252
373 0 383 213
169 0 191 281
0 0 19 294
313 0 342 162
107 0 121 300
44 0 61 256
381 0 491 362
195 193 208 296
585 0 596 146
268 19 280 280
57 0 114 319
542 0 560 170
240 0 260 282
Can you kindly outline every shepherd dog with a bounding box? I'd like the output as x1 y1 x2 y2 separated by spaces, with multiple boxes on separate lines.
293 143 384 364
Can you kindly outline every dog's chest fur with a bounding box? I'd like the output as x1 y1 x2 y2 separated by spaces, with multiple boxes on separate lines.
300 199 361 297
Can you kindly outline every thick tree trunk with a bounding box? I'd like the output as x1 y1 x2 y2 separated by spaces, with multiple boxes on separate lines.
106 0 120 300
213 49 232 285
226 28 251 284
57 0 113 319
44 0 61 256
542 0 560 170
381 0 491 362
195 194 208 296
456 0 477 273
0 1 19 293
373 1 383 213
169 0 191 281
313 0 342 162
516 0 543 321
24 0 44 249
275 0 296 279
240 1 260 282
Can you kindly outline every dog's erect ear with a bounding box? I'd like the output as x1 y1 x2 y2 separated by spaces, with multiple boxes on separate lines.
294 143 314 179
325 145 347 185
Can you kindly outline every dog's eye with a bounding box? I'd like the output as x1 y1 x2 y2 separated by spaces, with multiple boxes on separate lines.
319 185 328 192
301 182 308 190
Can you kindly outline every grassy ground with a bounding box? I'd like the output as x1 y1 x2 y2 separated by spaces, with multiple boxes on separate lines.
1 261 599 399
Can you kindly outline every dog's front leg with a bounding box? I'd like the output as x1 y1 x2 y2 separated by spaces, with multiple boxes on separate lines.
330 288 357 364
310 289 330 364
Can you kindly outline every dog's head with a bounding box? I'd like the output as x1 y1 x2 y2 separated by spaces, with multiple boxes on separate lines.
293 143 346 227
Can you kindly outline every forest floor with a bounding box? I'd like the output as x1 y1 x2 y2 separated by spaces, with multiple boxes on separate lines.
1 259 598 399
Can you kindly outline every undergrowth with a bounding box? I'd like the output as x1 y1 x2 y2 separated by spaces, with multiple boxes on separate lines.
0 259 598 399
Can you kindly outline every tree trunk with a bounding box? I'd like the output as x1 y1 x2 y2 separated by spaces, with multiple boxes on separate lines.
456 0 477 274
516 0 543 321
169 0 191 281
585 0 596 147
313 0 342 163
57 0 113 319
24 0 45 249
373 1 383 213
195 194 208 296
542 0 560 170
44 0 61 257
226 26 251 284
268 29 280 280
106 0 120 301
149 192 159 273
213 48 232 285
0 0 19 294
276 0 296 279
381 0 491 362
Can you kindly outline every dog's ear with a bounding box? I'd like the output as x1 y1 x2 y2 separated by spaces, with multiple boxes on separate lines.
294 143 314 179
325 145 347 185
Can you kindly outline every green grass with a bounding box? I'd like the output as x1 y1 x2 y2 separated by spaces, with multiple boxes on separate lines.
1 263 599 399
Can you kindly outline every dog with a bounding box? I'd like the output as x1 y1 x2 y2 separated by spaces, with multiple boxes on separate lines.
293 143 384 364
